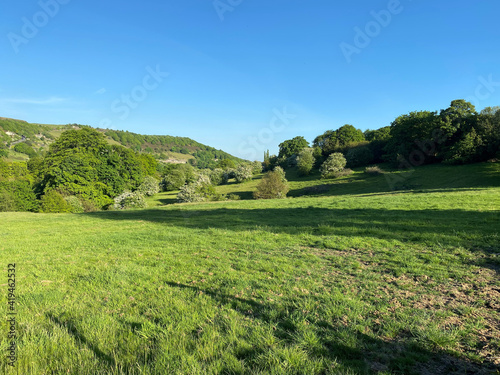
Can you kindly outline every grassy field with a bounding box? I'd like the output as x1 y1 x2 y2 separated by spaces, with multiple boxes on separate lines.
1 163 499 374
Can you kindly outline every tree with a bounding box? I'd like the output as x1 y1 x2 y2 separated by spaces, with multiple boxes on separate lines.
320 153 347 179
346 146 374 168
253 168 289 199
216 159 236 170
297 148 314 176
335 124 365 147
384 110 441 166
278 136 309 160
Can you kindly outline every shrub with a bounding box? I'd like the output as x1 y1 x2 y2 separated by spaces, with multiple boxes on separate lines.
346 146 374 168
365 166 384 176
177 175 223 203
234 164 253 183
320 153 347 179
40 190 71 213
227 193 241 200
64 196 84 213
0 191 16 212
137 176 160 196
13 142 37 158
253 170 289 199
251 161 263 174
209 168 226 186
273 166 286 181
297 148 315 176
113 191 147 210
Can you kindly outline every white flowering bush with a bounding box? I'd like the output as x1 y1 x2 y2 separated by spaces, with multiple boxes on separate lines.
113 191 147 210
177 175 223 203
137 176 160 196
320 153 347 179
234 164 253 183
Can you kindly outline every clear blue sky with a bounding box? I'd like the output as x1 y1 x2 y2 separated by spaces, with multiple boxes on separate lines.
1 0 499 160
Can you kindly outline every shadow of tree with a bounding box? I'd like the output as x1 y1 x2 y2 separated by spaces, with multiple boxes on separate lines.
46 313 116 368
162 281 498 374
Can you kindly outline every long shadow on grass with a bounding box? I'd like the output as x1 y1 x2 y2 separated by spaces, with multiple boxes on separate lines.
164 281 497 374
89 207 500 253
47 313 116 368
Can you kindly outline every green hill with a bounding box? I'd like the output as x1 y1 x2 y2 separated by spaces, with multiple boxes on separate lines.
0 117 244 167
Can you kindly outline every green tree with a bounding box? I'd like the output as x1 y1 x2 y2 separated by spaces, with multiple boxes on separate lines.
278 136 309 159
297 148 314 176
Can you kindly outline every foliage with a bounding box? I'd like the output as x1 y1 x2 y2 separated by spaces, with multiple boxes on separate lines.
13 142 37 158
314 125 365 156
345 146 374 168
0 191 16 212
177 175 222 203
384 110 442 166
320 153 347 179
64 196 84 213
137 176 160 196
38 128 150 209
278 136 309 159
297 148 315 176
234 164 253 183
113 191 148 210
39 190 71 213
105 129 243 168
216 159 236 170
251 161 263 174
253 169 289 199
160 164 195 191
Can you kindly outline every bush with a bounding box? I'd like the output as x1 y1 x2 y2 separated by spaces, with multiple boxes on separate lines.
273 166 286 181
209 168 226 186
320 153 347 179
40 190 71 213
346 146 374 168
251 161 263 174
13 142 37 158
365 166 384 176
253 170 289 199
234 164 253 183
113 191 147 210
64 196 84 213
297 148 314 176
137 176 160 196
0 191 16 212
227 194 241 200
177 175 223 203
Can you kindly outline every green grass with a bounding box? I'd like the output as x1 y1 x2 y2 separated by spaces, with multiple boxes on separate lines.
1 163 500 374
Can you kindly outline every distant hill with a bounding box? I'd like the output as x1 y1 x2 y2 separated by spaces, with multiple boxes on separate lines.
0 118 245 168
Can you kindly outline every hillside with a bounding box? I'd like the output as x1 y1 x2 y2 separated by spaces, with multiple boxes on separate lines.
0 117 244 167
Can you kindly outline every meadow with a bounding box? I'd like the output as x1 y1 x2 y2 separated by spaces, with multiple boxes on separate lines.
1 162 499 374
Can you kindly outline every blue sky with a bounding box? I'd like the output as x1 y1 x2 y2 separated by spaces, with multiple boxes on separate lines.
1 0 499 160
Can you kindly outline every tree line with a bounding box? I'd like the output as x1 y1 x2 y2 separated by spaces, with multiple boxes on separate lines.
264 100 500 175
